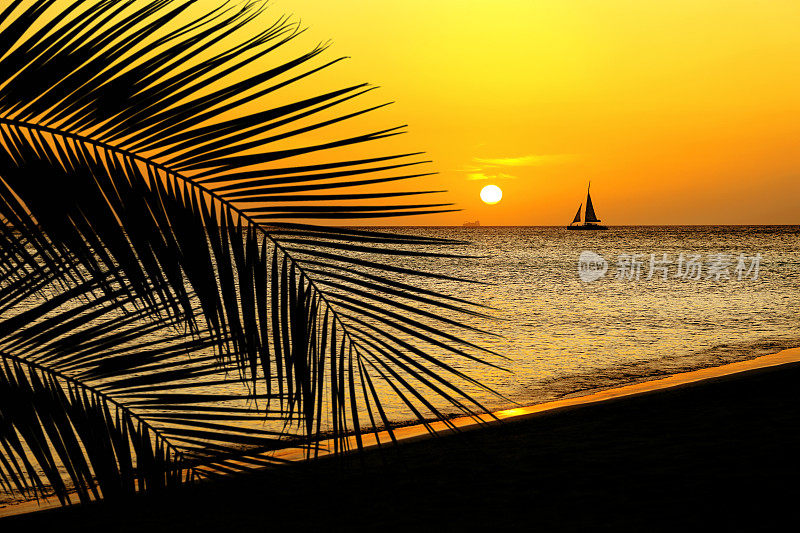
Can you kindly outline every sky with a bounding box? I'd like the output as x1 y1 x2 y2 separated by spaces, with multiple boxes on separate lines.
267 0 800 225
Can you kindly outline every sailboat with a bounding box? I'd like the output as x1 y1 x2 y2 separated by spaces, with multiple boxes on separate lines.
567 182 608 230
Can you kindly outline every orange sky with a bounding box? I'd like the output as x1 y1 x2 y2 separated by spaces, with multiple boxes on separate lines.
23 1 800 225
267 0 800 225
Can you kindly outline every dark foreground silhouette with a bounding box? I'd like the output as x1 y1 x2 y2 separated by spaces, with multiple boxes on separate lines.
4 362 800 532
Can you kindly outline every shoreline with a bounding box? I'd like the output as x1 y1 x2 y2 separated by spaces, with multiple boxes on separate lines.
3 345 800 520
264 345 800 462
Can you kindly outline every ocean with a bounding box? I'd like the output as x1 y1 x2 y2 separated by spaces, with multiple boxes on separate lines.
382 225 800 413
6 225 799 424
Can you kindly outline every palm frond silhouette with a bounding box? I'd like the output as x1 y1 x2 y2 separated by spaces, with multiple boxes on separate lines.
0 0 502 507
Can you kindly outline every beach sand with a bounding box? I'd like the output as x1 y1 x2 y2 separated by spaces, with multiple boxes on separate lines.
3 347 800 531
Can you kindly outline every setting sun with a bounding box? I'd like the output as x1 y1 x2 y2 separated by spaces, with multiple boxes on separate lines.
480 184 503 205
278 0 800 225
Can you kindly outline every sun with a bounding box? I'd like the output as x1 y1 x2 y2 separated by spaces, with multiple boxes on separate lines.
480 184 503 204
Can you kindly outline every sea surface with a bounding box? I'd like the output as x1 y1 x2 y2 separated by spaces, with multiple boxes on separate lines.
6 225 800 422
383 225 800 413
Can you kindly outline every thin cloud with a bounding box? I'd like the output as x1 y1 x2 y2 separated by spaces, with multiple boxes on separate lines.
473 154 575 167
457 153 576 181
467 172 517 181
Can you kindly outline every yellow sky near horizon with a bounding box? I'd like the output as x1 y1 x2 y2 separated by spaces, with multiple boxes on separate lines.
269 0 800 225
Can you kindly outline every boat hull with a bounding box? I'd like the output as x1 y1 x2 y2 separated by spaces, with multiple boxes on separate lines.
566 224 608 230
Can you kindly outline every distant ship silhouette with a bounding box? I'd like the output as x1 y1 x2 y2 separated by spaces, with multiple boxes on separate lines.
462 220 480 227
567 182 607 230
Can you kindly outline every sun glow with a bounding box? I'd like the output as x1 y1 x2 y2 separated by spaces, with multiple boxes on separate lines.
480 184 503 205
277 0 800 225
